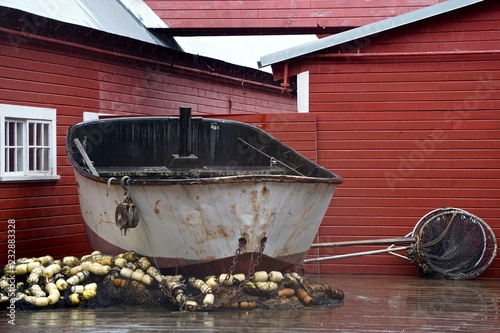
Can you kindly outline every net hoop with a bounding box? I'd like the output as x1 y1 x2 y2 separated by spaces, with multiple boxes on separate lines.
409 207 497 279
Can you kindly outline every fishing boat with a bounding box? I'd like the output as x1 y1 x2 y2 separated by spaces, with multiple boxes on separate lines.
66 107 342 276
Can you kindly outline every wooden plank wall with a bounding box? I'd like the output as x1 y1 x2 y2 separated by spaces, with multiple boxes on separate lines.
303 1 500 277
0 31 296 265
146 0 443 31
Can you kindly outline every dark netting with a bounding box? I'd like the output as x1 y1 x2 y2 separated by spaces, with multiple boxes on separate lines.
1 253 344 312
407 208 497 280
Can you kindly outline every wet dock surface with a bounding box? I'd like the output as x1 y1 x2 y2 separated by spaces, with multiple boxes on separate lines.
2 274 500 332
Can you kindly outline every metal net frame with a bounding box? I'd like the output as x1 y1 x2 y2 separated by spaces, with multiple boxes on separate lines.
408 208 497 280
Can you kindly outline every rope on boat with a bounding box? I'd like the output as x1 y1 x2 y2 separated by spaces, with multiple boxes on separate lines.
237 138 305 176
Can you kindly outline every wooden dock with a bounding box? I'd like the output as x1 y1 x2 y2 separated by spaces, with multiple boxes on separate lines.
1 274 499 332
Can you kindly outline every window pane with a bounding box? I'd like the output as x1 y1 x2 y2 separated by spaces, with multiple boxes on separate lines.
5 120 24 172
29 122 35 146
43 123 49 146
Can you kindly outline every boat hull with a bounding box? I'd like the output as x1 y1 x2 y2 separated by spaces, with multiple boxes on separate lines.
75 172 336 276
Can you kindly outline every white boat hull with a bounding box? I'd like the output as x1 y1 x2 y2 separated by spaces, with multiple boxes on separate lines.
75 172 336 276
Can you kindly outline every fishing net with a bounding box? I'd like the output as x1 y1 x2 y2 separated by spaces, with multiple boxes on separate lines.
407 208 497 280
1 252 344 312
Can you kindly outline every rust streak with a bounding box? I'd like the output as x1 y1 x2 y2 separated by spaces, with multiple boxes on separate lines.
154 200 161 215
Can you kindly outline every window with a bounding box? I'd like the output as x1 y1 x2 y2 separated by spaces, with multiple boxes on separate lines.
0 104 60 181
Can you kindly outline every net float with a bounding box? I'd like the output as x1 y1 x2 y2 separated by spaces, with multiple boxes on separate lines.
88 263 111 276
30 284 46 298
66 270 89 286
146 266 163 283
185 300 198 311
16 282 25 291
33 297 49 307
46 283 60 305
27 261 41 273
242 281 261 296
291 272 304 283
232 273 246 283
131 269 145 282
205 276 218 288
256 281 279 293
137 257 152 271
70 265 83 276
122 251 138 262
36 255 53 266
71 285 84 294
253 271 268 282
27 266 44 286
129 280 146 291
188 277 212 294
63 256 80 267
15 263 28 275
120 267 134 279
218 273 233 285
296 289 313 306
203 293 214 306
0 276 9 290
141 274 153 285
44 263 62 278
82 288 97 300
3 263 16 276
115 257 127 268
225 301 257 309
268 271 283 283
56 278 68 291
45 282 58 293
68 293 80 306
277 288 295 298
85 283 97 291
90 254 114 266
162 275 183 283
283 273 302 289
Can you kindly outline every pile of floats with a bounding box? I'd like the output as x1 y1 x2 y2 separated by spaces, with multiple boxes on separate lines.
0 251 344 311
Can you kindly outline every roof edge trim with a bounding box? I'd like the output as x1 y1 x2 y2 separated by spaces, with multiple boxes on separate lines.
258 0 485 67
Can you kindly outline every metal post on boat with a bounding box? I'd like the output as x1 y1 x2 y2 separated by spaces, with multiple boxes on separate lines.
179 106 191 157
166 106 202 170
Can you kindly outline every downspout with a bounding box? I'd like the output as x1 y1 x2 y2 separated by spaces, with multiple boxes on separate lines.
280 61 292 96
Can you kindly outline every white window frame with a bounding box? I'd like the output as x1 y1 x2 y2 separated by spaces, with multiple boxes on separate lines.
0 104 60 182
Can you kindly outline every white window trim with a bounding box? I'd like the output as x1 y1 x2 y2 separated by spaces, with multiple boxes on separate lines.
0 104 60 182
297 71 310 113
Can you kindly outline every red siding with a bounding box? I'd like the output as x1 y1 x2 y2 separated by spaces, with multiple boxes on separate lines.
146 0 443 32
298 1 500 277
0 30 297 264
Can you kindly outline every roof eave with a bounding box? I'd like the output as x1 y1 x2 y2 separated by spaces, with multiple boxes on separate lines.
258 0 485 68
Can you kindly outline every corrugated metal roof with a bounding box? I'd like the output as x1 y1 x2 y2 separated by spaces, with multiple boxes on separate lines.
0 0 172 47
259 0 485 68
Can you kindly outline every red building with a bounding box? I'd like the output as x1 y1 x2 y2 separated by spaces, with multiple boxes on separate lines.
260 0 500 277
1 0 499 278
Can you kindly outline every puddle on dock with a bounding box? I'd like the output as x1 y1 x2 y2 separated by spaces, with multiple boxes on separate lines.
2 274 500 333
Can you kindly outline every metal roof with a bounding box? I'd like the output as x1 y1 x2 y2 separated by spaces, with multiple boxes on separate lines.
0 0 172 47
258 0 485 68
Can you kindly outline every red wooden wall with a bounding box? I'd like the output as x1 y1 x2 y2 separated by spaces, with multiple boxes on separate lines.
146 0 444 32
291 1 500 277
0 29 297 265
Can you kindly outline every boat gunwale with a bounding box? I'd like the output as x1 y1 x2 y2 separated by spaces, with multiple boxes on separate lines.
66 116 343 185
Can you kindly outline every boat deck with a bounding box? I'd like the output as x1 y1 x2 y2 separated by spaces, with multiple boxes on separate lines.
2 274 499 332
